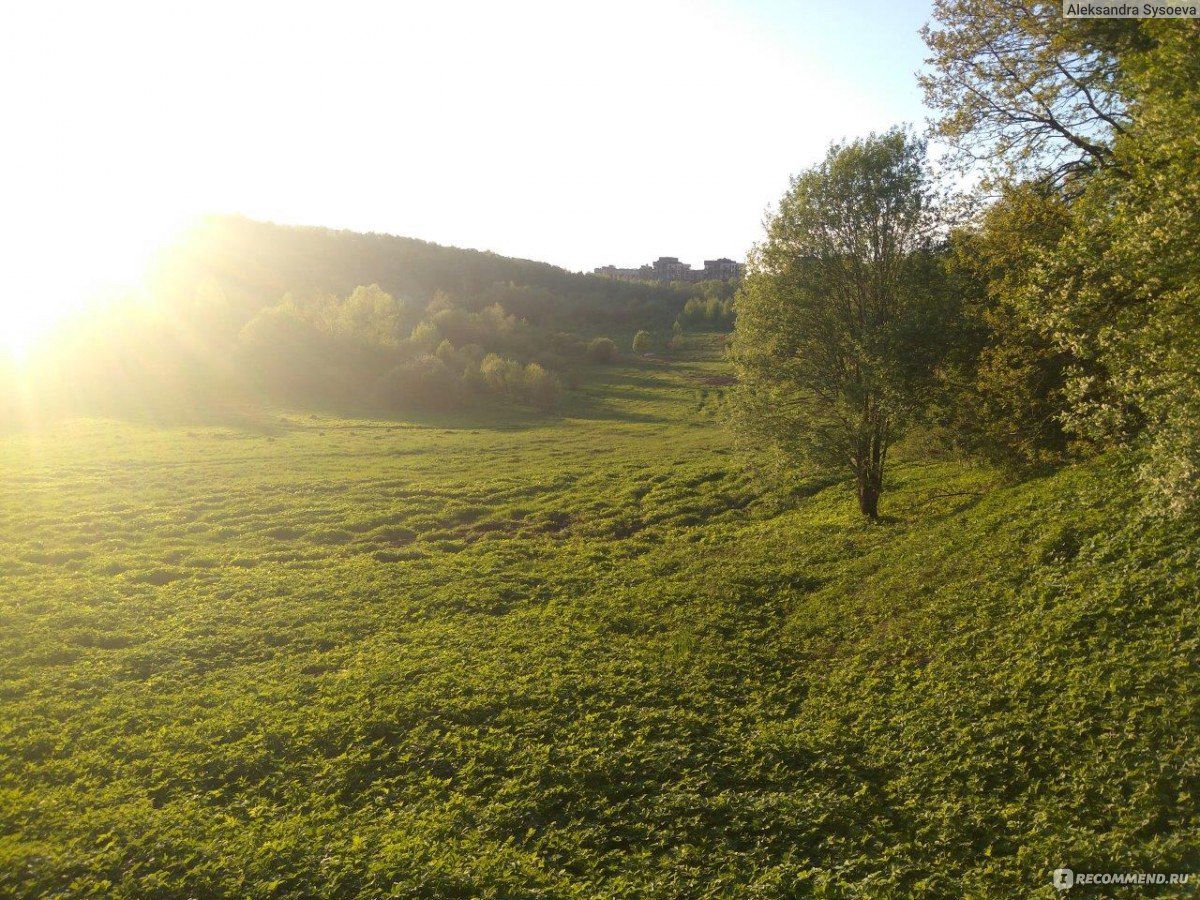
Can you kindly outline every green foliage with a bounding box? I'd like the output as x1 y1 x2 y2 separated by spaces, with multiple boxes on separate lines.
379 354 463 411
632 330 653 354
176 285 592 416
920 0 1144 186
586 337 619 364
479 351 519 393
675 295 735 333
923 7 1199 513
470 353 562 411
933 185 1078 469
1 349 1195 896
159 215 707 333
1022 22 1200 513
407 319 443 353
12 215 726 422
941 21 1200 513
730 128 944 517
338 284 410 345
522 362 562 412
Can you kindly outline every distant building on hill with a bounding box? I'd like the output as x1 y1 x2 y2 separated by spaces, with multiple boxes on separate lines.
701 257 742 281
592 255 745 283
652 256 691 281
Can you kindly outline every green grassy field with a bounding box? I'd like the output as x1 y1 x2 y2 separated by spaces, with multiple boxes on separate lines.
1 339 1197 897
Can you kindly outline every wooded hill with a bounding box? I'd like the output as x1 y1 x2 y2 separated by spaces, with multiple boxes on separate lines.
6 218 735 420
150 215 723 332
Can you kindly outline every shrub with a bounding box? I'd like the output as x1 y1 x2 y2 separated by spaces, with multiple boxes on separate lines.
550 332 586 357
379 354 462 410
409 320 443 353
480 353 522 394
587 337 619 363
523 363 562 411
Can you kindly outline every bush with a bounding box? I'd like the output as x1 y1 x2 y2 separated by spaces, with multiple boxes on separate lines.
409 320 443 353
675 295 735 332
523 363 562 411
587 337 619 363
379 354 462 410
549 332 586 357
632 330 652 353
480 353 523 394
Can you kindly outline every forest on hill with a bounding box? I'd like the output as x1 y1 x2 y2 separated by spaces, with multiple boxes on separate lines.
2 216 735 420
151 215 723 331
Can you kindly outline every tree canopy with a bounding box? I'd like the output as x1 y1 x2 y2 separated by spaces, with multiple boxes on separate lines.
920 0 1146 189
731 128 946 518
921 9 1200 513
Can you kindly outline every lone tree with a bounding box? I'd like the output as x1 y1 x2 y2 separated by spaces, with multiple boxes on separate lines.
632 330 653 354
731 128 944 518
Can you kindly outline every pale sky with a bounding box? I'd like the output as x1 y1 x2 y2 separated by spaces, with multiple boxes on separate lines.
1 0 935 350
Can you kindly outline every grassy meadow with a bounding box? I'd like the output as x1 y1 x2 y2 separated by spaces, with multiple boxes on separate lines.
1 336 1197 897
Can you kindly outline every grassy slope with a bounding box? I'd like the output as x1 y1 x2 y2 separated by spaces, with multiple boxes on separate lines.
0 338 1196 897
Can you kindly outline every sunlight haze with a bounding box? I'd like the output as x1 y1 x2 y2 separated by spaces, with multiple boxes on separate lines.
2 0 931 352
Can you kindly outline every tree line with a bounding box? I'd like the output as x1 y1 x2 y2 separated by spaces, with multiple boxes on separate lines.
237 286 631 412
5 282 642 420
2 218 727 419
731 8 1198 518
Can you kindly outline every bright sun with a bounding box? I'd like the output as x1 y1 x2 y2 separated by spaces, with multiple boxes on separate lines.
2 210 186 363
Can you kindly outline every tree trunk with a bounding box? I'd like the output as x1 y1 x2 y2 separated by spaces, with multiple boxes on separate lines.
857 473 881 519
855 421 887 520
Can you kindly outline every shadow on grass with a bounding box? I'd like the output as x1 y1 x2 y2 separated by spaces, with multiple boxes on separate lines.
0 400 301 437
786 472 853 502
0 355 711 435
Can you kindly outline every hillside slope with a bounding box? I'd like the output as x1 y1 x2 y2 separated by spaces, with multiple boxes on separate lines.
0 348 1196 897
149 215 697 329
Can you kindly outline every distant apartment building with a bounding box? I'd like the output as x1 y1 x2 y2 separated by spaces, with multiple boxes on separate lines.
701 257 742 280
592 255 745 283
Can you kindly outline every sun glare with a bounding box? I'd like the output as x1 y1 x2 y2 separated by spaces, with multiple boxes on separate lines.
2 209 187 363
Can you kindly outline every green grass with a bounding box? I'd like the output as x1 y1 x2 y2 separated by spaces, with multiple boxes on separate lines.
1 341 1196 897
